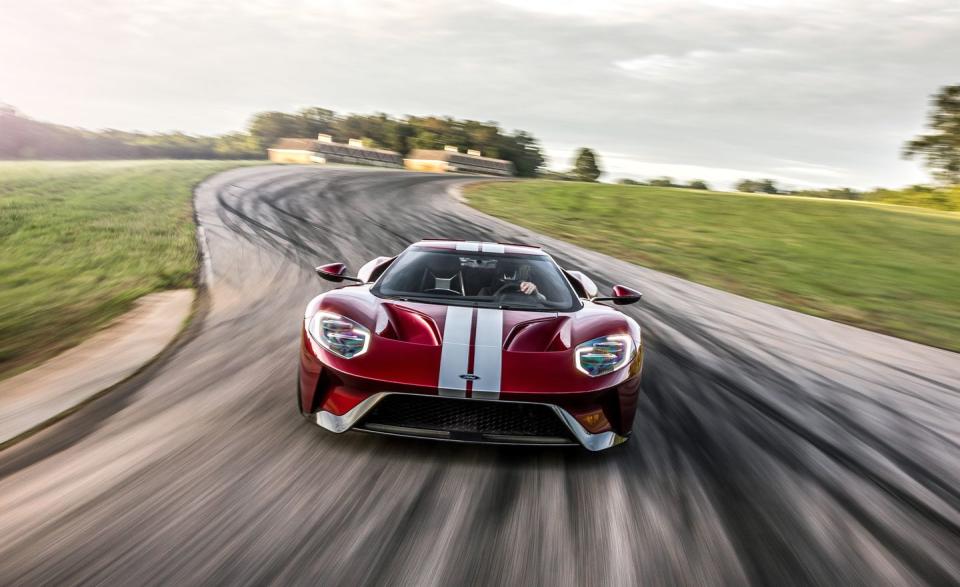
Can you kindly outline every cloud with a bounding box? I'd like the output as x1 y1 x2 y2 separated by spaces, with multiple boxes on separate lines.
614 48 788 81
1 0 957 188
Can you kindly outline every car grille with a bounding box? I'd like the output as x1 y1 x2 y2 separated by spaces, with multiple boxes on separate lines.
358 394 575 444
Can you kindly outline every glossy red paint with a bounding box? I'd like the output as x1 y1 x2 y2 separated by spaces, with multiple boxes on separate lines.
504 316 571 352
315 262 349 282
600 284 643 305
299 283 644 437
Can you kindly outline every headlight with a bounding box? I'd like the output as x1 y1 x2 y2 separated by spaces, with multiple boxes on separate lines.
575 334 634 377
307 312 370 359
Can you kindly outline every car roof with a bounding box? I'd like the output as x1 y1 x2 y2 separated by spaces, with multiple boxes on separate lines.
411 239 546 256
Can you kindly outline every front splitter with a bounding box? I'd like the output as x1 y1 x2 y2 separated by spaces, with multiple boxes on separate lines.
308 392 628 451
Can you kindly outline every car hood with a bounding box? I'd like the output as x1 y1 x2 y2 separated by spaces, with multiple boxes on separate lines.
305 286 639 395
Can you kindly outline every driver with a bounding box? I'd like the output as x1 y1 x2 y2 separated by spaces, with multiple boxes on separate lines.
518 281 540 297
482 262 546 301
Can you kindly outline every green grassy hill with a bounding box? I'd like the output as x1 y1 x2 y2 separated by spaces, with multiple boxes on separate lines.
467 181 960 351
0 160 262 379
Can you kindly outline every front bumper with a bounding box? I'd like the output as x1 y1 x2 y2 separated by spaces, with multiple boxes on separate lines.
308 391 628 452
300 325 641 451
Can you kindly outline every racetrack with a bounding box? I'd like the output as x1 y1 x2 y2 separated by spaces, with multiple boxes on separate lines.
1 165 959 585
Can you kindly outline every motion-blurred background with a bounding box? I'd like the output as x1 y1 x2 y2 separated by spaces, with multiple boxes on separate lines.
0 1 958 585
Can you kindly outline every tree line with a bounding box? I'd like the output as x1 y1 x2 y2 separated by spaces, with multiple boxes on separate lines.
248 108 544 176
762 182 959 211
609 174 958 212
610 84 960 211
0 104 262 161
0 104 546 176
1 83 956 189
727 83 960 212
615 177 711 190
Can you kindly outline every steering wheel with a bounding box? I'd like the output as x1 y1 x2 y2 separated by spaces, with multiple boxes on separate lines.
492 282 523 297
422 288 463 296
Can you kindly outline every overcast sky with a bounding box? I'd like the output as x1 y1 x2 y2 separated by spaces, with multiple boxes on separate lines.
1 0 958 188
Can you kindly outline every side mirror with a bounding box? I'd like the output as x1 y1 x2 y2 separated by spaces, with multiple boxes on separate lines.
315 262 363 284
595 284 642 305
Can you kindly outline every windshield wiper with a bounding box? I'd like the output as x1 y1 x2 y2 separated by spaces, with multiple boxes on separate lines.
387 295 479 307
497 303 542 310
384 294 547 311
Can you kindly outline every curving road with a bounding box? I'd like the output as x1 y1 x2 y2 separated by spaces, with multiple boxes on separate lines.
1 165 959 586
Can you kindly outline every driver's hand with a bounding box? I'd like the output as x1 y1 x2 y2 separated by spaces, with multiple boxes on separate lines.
520 281 538 295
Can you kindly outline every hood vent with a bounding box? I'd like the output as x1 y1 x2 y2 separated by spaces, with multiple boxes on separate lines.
504 316 571 352
376 303 441 346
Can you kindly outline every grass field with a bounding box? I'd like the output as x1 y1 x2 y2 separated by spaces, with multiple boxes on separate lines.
466 181 960 352
0 160 262 379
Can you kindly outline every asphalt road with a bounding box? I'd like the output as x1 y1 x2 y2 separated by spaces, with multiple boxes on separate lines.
1 165 959 586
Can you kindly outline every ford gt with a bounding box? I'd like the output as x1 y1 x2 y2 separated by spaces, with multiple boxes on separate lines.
298 239 643 451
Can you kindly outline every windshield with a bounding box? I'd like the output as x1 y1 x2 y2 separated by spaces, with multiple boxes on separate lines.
372 247 580 311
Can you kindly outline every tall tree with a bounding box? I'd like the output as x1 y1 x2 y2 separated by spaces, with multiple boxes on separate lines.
572 148 601 182
904 84 960 184
758 178 779 194
498 130 544 177
298 107 337 138
247 111 307 149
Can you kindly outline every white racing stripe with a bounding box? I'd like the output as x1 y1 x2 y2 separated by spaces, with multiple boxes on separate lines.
480 243 505 254
437 306 505 399
438 306 473 397
471 309 503 399
455 241 480 252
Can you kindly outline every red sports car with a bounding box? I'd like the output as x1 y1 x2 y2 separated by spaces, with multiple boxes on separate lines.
298 239 643 451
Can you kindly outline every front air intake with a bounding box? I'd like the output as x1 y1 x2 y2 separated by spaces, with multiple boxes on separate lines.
358 394 575 444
